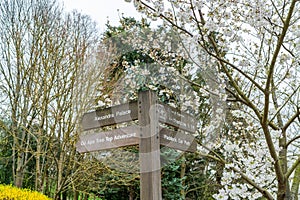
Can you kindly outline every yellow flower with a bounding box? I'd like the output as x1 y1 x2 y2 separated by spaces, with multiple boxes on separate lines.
0 184 51 200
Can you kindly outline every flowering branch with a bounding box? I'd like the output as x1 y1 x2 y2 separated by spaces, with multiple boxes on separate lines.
196 149 274 200
135 0 194 37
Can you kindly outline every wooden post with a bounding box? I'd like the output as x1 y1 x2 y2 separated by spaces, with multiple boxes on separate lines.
138 90 162 200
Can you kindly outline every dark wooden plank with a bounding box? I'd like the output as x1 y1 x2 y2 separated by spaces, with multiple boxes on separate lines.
76 125 139 153
81 101 138 131
138 90 162 200
160 128 197 152
157 103 197 133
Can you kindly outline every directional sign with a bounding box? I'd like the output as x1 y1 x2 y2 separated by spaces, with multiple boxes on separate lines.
76 125 139 153
160 128 197 152
81 101 138 131
157 103 197 133
77 90 198 200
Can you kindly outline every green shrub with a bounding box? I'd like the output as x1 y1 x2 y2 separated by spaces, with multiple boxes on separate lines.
0 184 51 200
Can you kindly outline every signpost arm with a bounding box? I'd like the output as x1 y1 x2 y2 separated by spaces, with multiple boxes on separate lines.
138 90 162 200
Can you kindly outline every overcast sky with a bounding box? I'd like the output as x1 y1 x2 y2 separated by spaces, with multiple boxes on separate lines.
61 0 142 31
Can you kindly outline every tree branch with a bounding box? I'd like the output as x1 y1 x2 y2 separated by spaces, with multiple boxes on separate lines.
206 52 265 93
261 0 297 186
282 107 300 132
286 135 300 148
286 156 300 178
136 0 193 37
269 84 300 126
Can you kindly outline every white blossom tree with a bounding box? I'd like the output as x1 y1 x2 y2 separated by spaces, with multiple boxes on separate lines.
123 0 300 199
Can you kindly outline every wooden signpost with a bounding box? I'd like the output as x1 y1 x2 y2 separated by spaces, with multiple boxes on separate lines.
157 103 197 133
76 90 197 200
81 101 138 131
160 128 197 152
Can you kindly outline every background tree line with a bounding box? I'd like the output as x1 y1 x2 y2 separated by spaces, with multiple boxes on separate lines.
0 0 106 199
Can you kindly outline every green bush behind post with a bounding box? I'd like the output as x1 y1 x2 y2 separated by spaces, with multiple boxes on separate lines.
0 184 51 200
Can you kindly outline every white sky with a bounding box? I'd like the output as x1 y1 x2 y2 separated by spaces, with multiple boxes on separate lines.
61 0 142 32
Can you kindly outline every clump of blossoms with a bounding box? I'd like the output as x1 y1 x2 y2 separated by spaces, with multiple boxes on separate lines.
99 24 213 116
213 135 278 199
209 106 281 199
111 52 202 115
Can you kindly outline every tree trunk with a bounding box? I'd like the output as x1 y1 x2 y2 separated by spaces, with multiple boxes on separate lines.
291 163 300 200
84 194 89 200
129 187 134 200
62 191 67 200
278 135 290 200
35 136 41 191
55 152 64 200
74 190 79 200
15 151 24 188
180 156 186 200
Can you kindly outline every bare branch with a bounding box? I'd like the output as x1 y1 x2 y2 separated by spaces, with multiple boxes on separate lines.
286 156 300 178
286 135 300 147
282 107 300 132
269 84 300 125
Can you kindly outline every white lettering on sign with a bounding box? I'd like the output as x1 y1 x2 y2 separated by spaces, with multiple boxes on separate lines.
96 138 105 143
94 113 114 121
177 138 191 146
106 137 113 142
87 140 95 145
170 109 184 119
116 109 131 116
169 117 187 128
114 132 136 140
163 134 178 143
94 109 132 121
157 105 167 120
79 132 137 146
162 133 191 146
